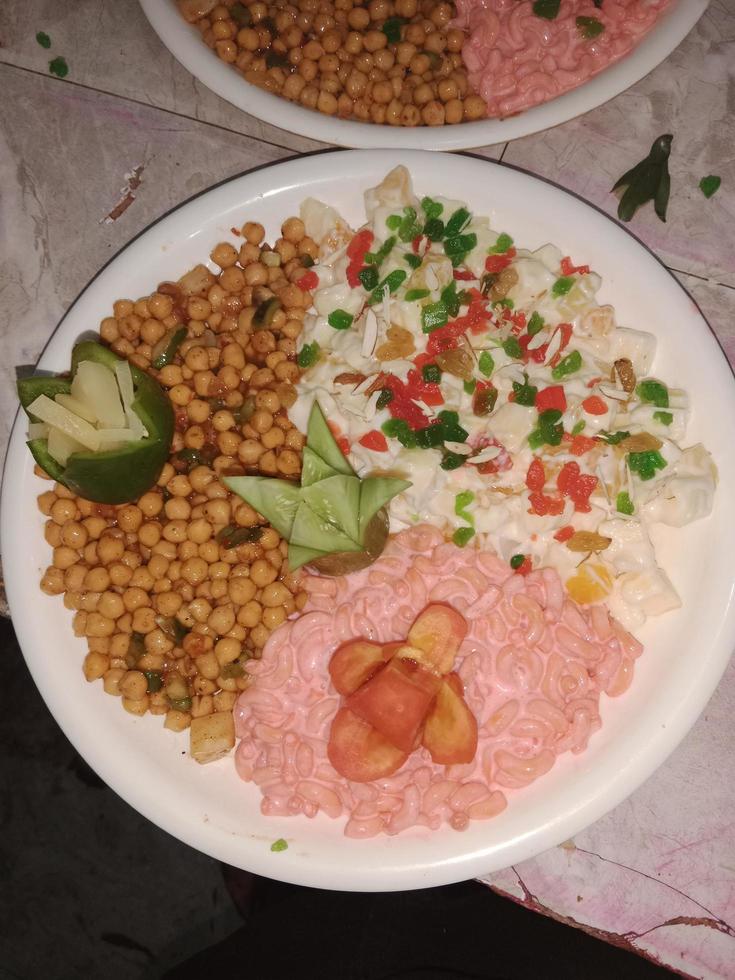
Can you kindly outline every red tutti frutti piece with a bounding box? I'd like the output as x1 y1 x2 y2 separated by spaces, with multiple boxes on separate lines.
422 672 478 766
328 639 393 697
346 651 442 754
327 707 408 782
406 603 468 675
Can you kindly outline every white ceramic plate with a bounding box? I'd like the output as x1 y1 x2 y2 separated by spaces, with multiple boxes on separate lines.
3 151 734 891
139 0 708 150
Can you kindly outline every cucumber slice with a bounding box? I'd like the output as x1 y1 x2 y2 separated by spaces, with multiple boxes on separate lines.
301 475 361 544
306 402 355 477
301 446 340 487
224 476 302 538
288 542 329 571
290 500 362 554
359 477 411 538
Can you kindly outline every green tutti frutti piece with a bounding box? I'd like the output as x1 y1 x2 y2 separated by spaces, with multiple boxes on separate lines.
225 401 411 573
17 340 174 505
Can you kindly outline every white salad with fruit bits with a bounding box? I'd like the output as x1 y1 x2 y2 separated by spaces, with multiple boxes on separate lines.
291 167 716 631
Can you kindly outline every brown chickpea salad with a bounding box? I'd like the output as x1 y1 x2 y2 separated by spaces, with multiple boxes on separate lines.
35 216 319 763
177 0 488 127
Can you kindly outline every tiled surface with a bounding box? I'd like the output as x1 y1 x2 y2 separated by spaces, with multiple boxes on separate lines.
1 2 734 977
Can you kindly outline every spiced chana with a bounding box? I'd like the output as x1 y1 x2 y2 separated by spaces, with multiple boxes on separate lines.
177 0 486 126
35 214 316 753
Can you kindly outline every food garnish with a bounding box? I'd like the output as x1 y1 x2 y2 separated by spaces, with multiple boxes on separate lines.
612 134 673 223
225 401 410 574
327 604 476 781
36 32 51 48
18 341 173 504
48 55 69 78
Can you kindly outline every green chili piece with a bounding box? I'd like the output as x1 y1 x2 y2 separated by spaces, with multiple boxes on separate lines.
571 420 586 435
221 662 245 679
533 0 560 18
599 429 631 445
300 254 315 268
367 269 406 305
216 524 264 549
152 326 187 370
144 670 163 693
699 175 721 199
551 350 582 380
36 31 51 48
252 297 282 329
169 696 193 712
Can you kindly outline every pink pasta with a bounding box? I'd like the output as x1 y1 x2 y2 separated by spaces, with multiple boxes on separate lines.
233 526 643 838
452 0 671 118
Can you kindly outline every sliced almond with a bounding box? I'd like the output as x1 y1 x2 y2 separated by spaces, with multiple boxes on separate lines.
565 531 612 553
619 432 663 453
361 307 379 358
471 445 501 464
444 441 473 456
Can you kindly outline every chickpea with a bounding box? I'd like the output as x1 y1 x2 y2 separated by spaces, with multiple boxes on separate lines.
444 97 464 124
464 94 487 120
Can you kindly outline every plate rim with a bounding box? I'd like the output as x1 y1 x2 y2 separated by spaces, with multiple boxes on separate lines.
138 0 709 151
3 148 734 891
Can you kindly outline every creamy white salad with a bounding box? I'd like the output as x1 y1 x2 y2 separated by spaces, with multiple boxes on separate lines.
290 167 716 630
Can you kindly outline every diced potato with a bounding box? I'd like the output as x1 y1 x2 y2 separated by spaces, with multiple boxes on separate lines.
72 361 126 428
190 712 235 764
27 395 101 451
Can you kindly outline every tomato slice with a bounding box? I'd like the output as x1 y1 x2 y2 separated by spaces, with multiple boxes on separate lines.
422 673 478 765
328 639 393 697
327 707 408 782
346 655 441 753
407 604 468 675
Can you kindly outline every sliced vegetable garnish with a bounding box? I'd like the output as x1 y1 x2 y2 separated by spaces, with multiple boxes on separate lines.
152 326 187 369
226 402 409 572
613 134 673 223
18 341 173 504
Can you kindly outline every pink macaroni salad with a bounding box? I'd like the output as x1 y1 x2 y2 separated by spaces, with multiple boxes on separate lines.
453 0 671 118
234 525 642 838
